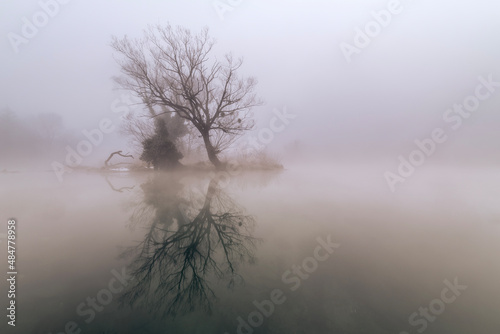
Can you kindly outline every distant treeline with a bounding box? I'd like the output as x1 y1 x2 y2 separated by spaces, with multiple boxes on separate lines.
0 108 74 169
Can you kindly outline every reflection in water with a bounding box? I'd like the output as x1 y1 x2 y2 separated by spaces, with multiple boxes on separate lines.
4 169 499 334
120 174 258 317
105 175 136 193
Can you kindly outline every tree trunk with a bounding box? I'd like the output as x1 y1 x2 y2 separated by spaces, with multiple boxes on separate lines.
201 132 222 169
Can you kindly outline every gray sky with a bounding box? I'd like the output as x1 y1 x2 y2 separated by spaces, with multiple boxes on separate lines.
1 0 500 162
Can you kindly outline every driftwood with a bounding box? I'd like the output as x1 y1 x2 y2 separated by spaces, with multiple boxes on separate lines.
104 150 134 167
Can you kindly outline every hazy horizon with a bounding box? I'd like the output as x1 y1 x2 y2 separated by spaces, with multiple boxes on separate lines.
2 0 500 169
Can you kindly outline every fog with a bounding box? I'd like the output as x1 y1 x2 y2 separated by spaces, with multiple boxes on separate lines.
2 0 500 168
1 1 500 333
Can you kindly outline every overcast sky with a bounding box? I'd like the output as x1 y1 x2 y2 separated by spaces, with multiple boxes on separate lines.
1 0 500 162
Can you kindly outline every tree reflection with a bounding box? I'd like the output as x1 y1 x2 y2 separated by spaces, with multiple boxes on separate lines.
120 174 258 317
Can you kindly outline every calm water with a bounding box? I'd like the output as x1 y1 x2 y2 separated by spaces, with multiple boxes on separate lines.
1 163 499 334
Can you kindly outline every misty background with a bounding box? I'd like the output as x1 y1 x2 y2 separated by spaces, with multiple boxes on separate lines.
1 0 500 170
2 2 500 333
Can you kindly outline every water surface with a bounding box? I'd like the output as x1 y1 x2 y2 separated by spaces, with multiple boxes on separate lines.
1 163 499 334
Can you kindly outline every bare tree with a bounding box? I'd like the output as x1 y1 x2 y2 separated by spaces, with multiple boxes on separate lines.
35 112 63 149
120 111 155 154
111 24 262 169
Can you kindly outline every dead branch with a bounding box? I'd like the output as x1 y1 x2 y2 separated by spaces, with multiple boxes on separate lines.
105 150 134 167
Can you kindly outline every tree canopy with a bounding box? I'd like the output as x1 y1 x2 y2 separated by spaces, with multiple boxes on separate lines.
111 24 262 168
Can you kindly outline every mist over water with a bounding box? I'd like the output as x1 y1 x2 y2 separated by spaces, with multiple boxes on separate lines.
0 165 499 333
1 1 500 333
